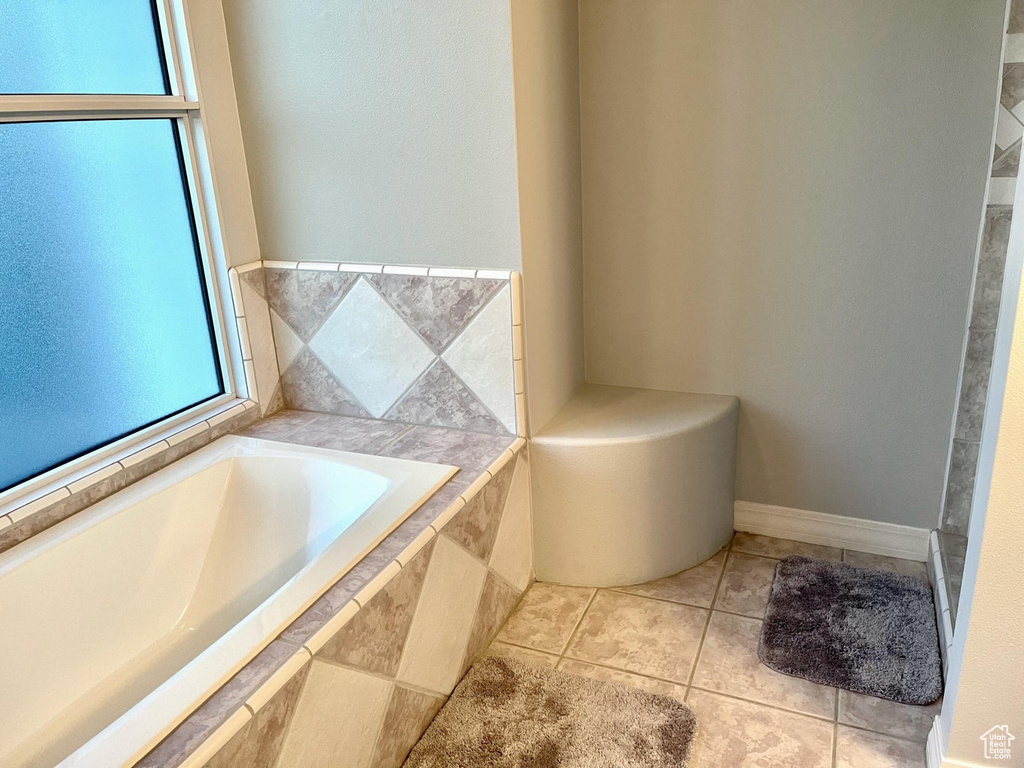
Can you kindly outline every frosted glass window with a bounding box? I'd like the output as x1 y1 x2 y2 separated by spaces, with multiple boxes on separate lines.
0 1 168 94
0 120 224 492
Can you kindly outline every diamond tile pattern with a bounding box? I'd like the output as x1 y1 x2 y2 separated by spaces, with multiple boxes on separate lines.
246 268 517 434
310 279 435 418
264 268 358 341
366 273 505 351
256 451 534 768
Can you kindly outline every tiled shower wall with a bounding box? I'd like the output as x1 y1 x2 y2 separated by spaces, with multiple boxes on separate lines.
230 263 524 437
941 2 1024 537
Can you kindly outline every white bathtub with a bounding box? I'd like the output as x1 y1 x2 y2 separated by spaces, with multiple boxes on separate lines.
0 436 456 768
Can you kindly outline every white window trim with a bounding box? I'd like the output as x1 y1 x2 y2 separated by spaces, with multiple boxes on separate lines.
0 0 251 517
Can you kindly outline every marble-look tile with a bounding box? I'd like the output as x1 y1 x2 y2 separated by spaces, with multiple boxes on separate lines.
379 425 514 472
939 532 968 625
316 538 435 676
269 307 304 372
276 660 392 768
835 726 926 768
249 411 413 455
992 139 1021 178
557 658 688 704
483 641 559 668
839 690 939 743
954 330 996 442
714 553 777 618
731 533 841 562
239 266 266 298
202 661 309 768
942 439 980 537
264 268 358 342
841 551 929 582
393 477 471 537
971 206 1012 331
366 274 505 352
368 684 447 768
617 550 726 608
1003 63 1024 112
397 535 488 694
279 348 371 418
565 590 707 684
442 285 516 433
686 689 833 768
692 612 836 718
139 641 302 767
496 582 595 654
239 279 281 412
384 360 507 435
462 569 523 670
996 105 1024 153
239 411 307 442
1011 0 1024 35
281 541 402 647
488 452 534 591
442 456 515 562
310 279 435 418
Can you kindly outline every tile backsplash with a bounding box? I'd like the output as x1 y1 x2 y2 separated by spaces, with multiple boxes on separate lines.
230 263 525 436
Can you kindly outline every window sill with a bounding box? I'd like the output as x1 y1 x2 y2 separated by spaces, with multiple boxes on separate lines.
0 398 260 554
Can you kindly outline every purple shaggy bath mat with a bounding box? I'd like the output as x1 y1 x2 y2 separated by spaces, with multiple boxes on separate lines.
758 555 942 705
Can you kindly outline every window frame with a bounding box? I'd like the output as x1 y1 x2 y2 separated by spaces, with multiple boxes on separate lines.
0 0 249 512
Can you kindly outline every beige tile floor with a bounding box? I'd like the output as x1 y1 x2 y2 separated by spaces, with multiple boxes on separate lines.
486 533 938 768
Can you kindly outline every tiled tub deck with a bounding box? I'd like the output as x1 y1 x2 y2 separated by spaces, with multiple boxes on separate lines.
487 534 937 768
137 409 532 768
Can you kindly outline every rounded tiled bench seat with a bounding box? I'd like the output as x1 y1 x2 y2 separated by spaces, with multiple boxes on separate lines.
531 384 739 587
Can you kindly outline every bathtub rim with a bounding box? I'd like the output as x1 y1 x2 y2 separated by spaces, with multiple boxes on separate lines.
6 435 456 768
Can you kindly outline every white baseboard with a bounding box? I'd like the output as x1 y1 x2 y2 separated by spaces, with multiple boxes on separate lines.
734 501 930 561
926 719 987 768
927 717 945 768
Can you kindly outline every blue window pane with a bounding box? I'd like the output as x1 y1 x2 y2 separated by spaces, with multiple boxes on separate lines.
0 1 168 94
0 120 224 492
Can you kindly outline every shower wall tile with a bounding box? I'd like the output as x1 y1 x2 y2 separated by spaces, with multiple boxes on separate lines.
942 11 1024 538
232 261 522 437
943 439 980 536
954 330 996 442
970 206 1012 331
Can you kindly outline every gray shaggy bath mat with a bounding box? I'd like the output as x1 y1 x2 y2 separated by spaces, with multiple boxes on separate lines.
404 656 698 768
759 555 942 705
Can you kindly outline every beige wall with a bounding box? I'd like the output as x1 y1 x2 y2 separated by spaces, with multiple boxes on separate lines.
579 0 1005 528
221 0 522 269
510 0 585 432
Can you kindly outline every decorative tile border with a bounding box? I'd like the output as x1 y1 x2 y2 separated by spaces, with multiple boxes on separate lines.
941 6 1024 537
0 401 260 556
228 261 526 438
138 414 531 768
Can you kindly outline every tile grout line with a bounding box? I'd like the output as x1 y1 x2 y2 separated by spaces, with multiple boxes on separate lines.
685 544 732 689
557 589 600 658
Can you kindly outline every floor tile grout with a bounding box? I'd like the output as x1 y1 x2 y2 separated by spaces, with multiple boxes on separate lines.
557 588 599 657
494 533 932 766
686 545 731 689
